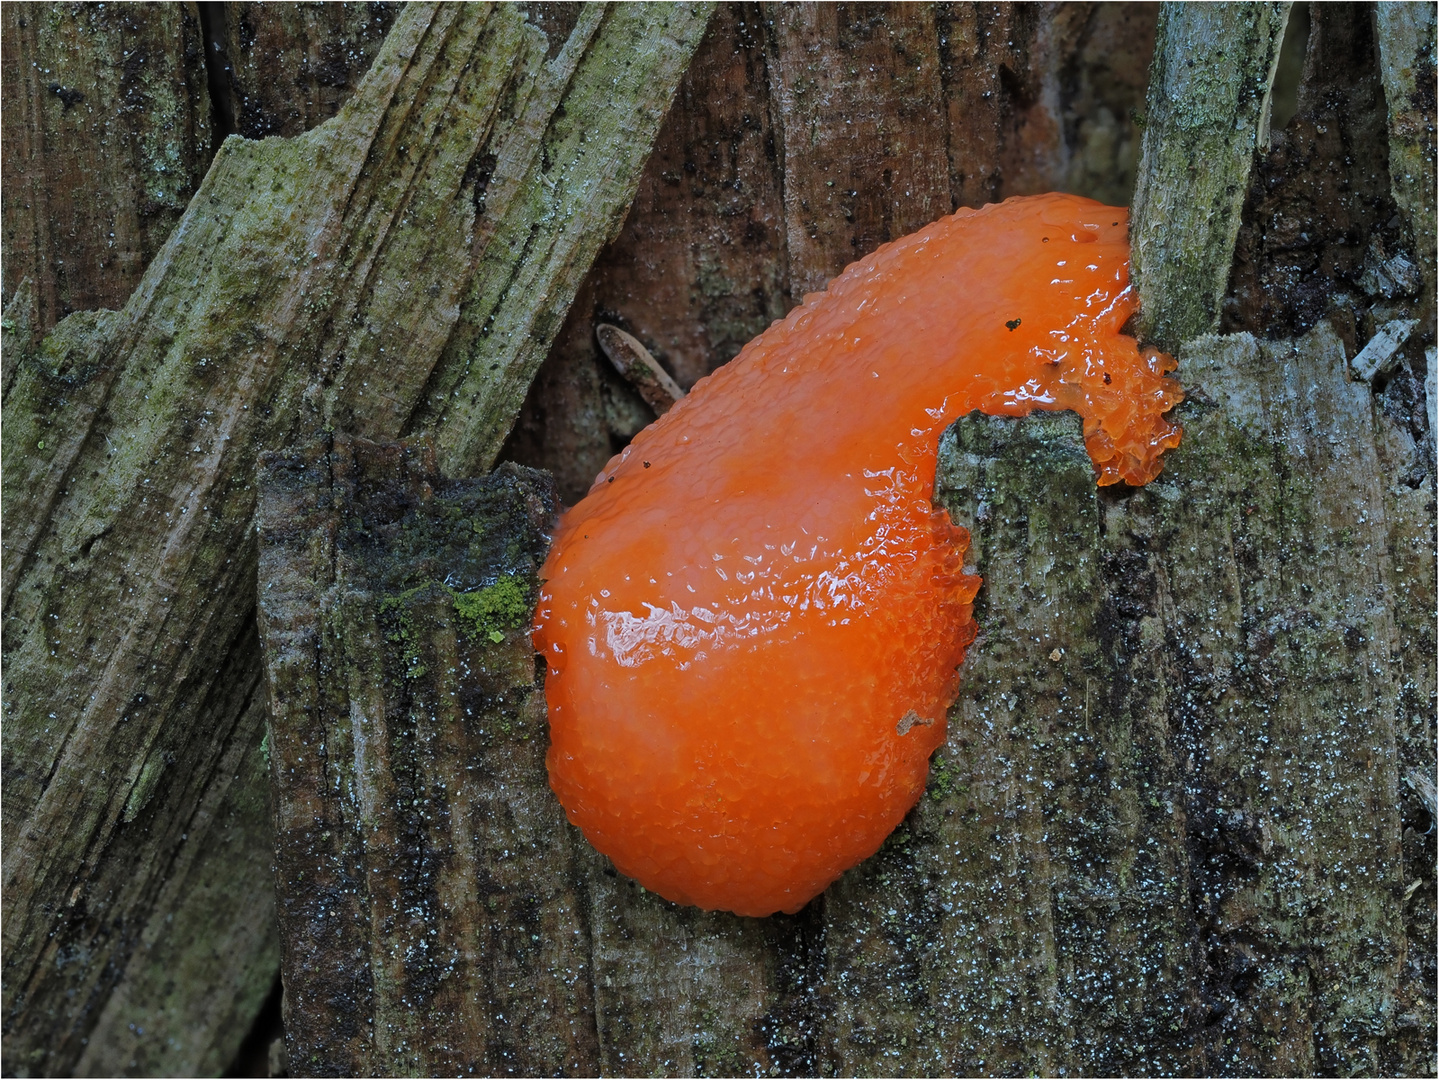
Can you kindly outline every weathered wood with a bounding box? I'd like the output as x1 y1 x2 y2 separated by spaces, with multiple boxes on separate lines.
1130 2 1291 352
7 2 1432 1073
916 324 1430 1074
766 3 952 300
1224 3 1408 342
1 4 711 1074
487 6 1429 1073
206 2 401 141
0 2 212 335
73 682 279 1078
2 8 519 1071
333 319 1430 1075
408 3 715 478
256 436 590 1075
2 276 35 397
1376 2 1438 322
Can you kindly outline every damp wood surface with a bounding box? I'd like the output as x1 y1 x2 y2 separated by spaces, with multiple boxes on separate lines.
2 1 1434 1076
0 4 709 1075
255 437 587 1077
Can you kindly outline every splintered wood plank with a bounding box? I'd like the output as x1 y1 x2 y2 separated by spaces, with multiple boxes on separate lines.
800 321 1424 1075
72 682 279 1078
0 2 212 333
409 3 717 477
502 2 793 502
256 436 594 1075
1151 326 1413 1073
0 4 711 1073
1129 2 1291 351
3 18 534 1067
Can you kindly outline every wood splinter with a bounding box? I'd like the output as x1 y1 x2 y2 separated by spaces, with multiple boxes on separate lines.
597 322 686 415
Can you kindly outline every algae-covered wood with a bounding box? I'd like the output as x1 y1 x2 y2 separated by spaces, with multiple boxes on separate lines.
5 1 1433 1074
1130 2 1291 352
1 4 710 1074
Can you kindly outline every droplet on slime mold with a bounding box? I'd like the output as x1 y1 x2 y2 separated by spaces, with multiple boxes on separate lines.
532 193 1181 917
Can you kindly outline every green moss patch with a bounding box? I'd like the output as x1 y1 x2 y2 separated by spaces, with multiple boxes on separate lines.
451 574 531 643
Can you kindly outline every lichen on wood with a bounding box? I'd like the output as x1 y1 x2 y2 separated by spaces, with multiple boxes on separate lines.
1375 2 1438 320
1129 2 1291 351
406 2 716 477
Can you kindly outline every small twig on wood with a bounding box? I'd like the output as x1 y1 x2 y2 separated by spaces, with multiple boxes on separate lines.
597 323 686 415
1351 318 1418 382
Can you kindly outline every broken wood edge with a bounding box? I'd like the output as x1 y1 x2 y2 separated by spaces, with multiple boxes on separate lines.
415 1 717 476
1 276 35 399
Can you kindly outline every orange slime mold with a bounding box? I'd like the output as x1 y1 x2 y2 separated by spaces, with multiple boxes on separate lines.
533 194 1181 917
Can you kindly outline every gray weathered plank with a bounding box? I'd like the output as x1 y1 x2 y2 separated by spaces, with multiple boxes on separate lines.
1376 1 1438 321
1130 2 1290 351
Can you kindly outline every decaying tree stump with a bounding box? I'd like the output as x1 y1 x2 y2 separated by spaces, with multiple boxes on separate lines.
3 1 1434 1076
1 4 710 1074
248 4 1432 1076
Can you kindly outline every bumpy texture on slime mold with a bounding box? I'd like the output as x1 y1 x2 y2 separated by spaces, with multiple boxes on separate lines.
534 194 1181 917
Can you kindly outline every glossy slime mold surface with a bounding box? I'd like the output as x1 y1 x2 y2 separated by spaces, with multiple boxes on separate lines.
533 194 1181 916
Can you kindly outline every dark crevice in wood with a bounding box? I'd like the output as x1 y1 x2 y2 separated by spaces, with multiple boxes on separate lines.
223 972 285 1078
1223 2 1406 342
196 2 238 154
